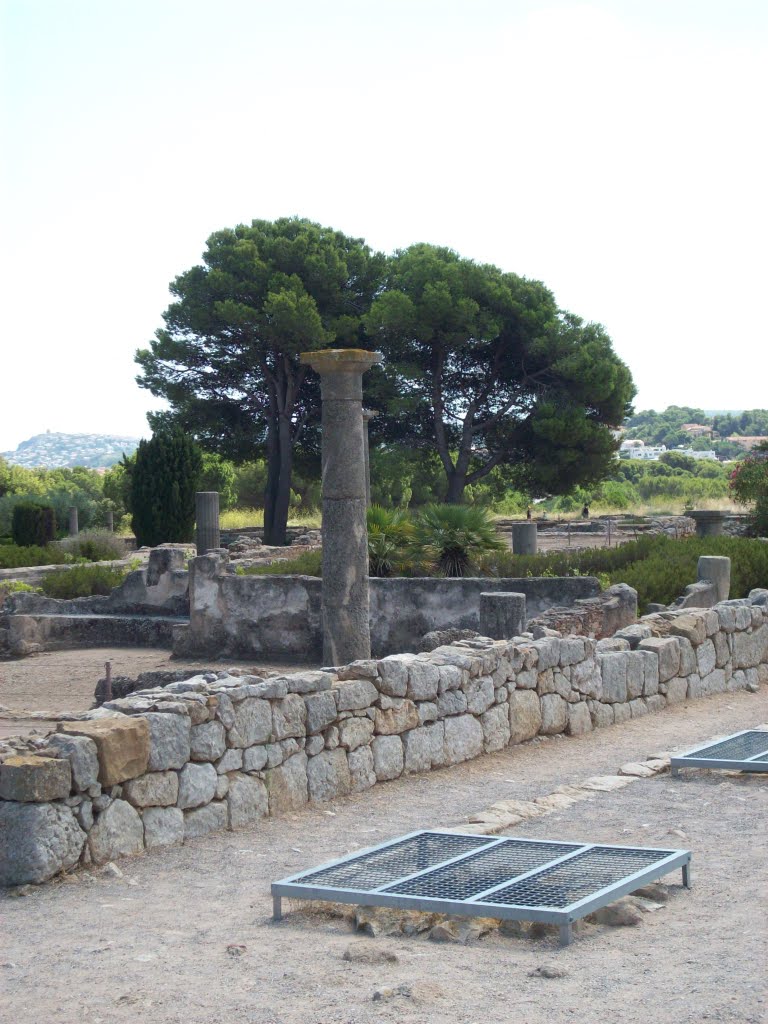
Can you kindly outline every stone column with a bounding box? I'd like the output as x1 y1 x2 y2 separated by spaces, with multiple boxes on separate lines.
68 506 79 536
511 521 537 554
300 349 383 665
362 409 378 506
105 510 114 533
480 592 527 639
689 510 727 538
195 492 220 555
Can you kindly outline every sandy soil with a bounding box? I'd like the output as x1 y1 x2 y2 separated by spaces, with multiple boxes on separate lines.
2 686 767 1024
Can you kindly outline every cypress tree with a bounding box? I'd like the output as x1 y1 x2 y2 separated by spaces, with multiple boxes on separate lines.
131 429 202 547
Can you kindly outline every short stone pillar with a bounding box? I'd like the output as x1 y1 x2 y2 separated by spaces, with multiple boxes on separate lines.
105 510 114 533
362 409 378 506
689 510 727 538
68 506 79 536
480 592 527 639
511 521 537 555
195 491 220 555
300 348 383 664
697 555 731 603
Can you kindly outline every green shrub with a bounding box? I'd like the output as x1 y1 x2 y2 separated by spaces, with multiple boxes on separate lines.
39 564 129 599
11 503 56 547
412 504 504 577
55 530 127 562
237 550 322 576
131 429 202 547
367 505 414 577
0 544 70 569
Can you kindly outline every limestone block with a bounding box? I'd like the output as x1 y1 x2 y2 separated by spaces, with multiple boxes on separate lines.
324 725 340 749
0 755 71 803
613 623 652 648
339 717 375 751
123 771 178 808
516 668 538 690
372 735 404 781
559 637 586 666
732 624 768 669
629 698 648 718
271 694 307 741
508 690 542 744
638 638 680 683
215 775 229 799
540 694 567 735
567 702 592 736
530 637 560 671
669 614 707 646
613 703 631 724
625 653 645 700
588 700 614 728
39 734 99 792
142 806 184 849
240 678 288 699
665 678 689 703
337 659 380 681
306 735 324 757
142 712 191 772
424 722 447 767
0 802 85 885
406 661 440 701
600 653 628 704
190 721 227 762
88 799 144 864
402 727 432 773
443 715 484 765
58 718 150 787
216 748 243 774
214 692 236 729
177 763 217 809
535 669 554 695
283 671 334 695
437 690 468 717
307 749 352 802
481 705 511 752
677 638 697 676
571 658 601 699
465 676 495 714
376 656 410 696
184 801 228 840
417 701 438 724
348 745 377 791
76 799 94 831
261 752 307 815
374 699 420 735
335 679 379 711
596 639 630 653
304 691 338 735
227 773 269 827
696 639 717 677
437 664 465 693
688 670 727 698
227 698 271 748
645 694 666 713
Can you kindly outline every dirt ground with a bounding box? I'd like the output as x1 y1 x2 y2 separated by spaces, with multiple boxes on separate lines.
2 685 767 1024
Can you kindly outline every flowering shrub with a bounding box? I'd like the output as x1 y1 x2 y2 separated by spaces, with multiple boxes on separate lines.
730 441 768 536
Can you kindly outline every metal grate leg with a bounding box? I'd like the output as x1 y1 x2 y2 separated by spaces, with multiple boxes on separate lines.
272 893 283 921
682 863 692 889
559 923 573 947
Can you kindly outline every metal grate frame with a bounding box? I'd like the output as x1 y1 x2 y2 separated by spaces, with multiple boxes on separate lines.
671 730 768 776
272 830 691 946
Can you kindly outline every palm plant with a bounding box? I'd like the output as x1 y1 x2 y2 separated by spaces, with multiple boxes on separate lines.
412 503 504 577
367 505 414 577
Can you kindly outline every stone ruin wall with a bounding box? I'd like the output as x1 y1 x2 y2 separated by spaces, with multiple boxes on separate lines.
1 593 766 887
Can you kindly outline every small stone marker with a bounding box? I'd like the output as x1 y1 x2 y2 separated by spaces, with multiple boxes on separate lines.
480 592 527 639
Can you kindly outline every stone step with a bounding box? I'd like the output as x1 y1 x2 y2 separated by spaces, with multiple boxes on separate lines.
7 613 188 655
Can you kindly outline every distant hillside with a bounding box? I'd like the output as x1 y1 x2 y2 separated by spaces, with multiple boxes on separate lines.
1 432 140 469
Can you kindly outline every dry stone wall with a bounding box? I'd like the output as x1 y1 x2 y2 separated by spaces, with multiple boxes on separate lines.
1 592 766 887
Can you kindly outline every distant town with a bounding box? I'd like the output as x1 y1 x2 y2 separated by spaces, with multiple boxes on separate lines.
1 431 140 470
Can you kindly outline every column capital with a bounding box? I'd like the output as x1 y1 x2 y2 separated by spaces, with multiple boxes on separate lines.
300 348 382 375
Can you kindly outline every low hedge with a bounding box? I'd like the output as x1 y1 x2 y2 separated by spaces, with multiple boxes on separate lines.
38 565 129 599
0 545 70 570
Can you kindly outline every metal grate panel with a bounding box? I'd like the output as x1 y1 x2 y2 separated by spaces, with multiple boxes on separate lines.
295 832 490 890
384 840 580 901
683 731 768 761
482 846 664 909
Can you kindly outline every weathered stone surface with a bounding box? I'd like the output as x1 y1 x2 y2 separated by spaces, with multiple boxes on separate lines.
417 701 438 724
567 702 592 736
670 614 707 646
142 806 184 849
372 735 404 780
271 694 307 740
177 763 217 809
190 721 227 762
695 639 717 677
39 734 99 792
530 637 560 671
625 653 645 700
374 699 420 735
264 752 308 814
406 661 440 701
216 748 243 774
732 624 768 669
677 637 697 676
508 690 542 744
88 799 144 864
214 691 236 729
688 670 727 698
184 801 228 839
142 712 191 772
334 679 379 711
436 690 468 716
588 700 614 728
283 671 334 695
638 638 680 683
227 698 271 748
306 735 324 756
437 664 464 692
480 705 511 752
600 653 628 703
540 694 567 735
227 773 269 827
339 717 375 751
571 658 601 699
640 650 659 696
0 802 85 885
377 656 410 696
123 771 178 808
613 703 632 724
465 676 495 714
629 698 648 718
401 727 431 773
559 637 586 666
304 690 338 735
664 678 689 703
59 718 150 787
307 749 352 802
443 715 484 764
0 755 71 802
348 744 377 791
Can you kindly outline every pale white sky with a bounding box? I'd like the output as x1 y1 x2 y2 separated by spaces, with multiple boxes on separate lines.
2 0 766 452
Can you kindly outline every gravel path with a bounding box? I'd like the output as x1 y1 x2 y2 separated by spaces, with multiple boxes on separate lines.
3 686 767 1024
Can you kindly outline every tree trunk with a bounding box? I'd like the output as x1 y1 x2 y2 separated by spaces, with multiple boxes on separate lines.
271 413 294 546
262 397 281 545
445 471 467 504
